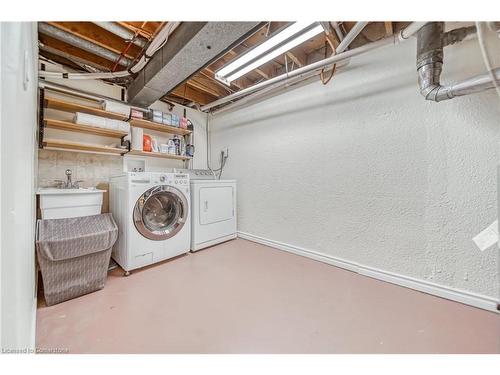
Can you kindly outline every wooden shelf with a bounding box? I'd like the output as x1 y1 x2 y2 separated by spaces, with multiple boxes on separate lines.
45 97 129 120
43 139 127 155
129 118 191 136
44 118 128 138
126 150 192 161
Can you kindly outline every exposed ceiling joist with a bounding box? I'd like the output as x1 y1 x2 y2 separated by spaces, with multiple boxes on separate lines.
286 50 307 67
170 84 218 105
119 22 161 38
384 21 394 36
189 74 233 97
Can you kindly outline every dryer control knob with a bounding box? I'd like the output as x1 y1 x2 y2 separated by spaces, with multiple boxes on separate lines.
160 176 166 182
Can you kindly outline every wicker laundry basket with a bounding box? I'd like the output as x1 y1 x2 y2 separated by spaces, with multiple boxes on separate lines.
36 213 118 306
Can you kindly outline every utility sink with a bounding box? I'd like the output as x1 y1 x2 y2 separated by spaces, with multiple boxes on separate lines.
37 188 106 219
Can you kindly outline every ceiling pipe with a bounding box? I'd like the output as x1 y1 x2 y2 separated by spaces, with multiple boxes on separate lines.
38 23 132 67
212 60 351 115
442 67 500 99
38 22 180 81
202 22 424 112
39 43 111 72
331 22 344 41
400 22 428 40
93 22 147 47
336 21 369 53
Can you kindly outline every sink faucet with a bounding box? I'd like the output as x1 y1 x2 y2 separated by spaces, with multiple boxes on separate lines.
53 169 83 189
65 169 73 188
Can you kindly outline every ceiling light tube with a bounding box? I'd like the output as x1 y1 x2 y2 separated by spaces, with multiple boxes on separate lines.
216 22 324 84
225 24 324 82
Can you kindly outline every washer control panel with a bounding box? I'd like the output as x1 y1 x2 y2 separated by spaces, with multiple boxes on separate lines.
151 172 189 186
176 169 216 180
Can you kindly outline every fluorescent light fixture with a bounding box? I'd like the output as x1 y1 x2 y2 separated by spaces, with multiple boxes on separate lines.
215 22 324 84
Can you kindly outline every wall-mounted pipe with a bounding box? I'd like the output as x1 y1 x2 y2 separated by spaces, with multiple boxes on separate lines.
93 22 147 48
38 23 132 67
441 67 500 99
202 22 424 112
416 22 496 101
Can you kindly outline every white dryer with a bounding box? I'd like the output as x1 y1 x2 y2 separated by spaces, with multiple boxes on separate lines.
109 172 190 274
181 169 237 251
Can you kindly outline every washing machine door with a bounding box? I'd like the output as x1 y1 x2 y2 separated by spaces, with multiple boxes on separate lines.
133 185 188 241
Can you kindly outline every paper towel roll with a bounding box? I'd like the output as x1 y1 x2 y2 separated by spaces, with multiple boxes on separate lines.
105 118 130 133
102 100 130 117
74 112 107 128
131 127 143 151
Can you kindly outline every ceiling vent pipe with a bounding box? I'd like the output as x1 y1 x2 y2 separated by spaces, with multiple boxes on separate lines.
38 22 132 67
93 22 147 48
416 22 481 101
416 22 446 101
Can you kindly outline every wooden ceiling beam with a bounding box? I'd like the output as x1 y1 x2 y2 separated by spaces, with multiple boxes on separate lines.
187 75 229 98
118 22 160 39
170 84 218 106
286 50 307 67
46 22 141 59
320 22 340 52
384 21 394 36
198 70 234 93
125 21 161 34
39 34 116 70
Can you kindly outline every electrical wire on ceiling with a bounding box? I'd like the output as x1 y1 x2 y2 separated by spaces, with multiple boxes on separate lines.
38 22 180 80
111 21 148 72
319 22 337 85
320 41 336 85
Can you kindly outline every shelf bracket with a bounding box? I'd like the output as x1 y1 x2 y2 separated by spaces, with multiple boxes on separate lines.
38 88 45 149
121 134 131 154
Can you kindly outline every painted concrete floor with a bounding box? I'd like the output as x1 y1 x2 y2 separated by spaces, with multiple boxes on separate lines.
36 239 500 354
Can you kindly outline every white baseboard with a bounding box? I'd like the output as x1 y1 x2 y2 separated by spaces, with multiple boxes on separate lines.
238 231 499 313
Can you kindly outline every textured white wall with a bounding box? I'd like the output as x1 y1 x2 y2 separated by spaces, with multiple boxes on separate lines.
210 36 499 298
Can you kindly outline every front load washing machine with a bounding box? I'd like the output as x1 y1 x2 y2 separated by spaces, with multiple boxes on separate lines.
109 172 190 274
